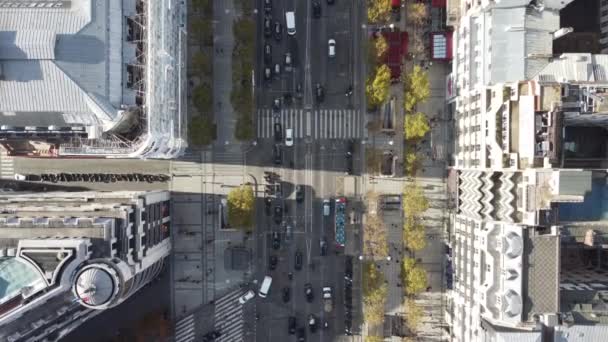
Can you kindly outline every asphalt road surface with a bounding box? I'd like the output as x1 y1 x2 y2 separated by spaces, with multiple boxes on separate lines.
251 0 364 341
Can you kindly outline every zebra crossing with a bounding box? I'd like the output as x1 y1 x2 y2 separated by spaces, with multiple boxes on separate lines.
0 148 14 179
174 314 196 342
214 289 246 342
257 108 361 139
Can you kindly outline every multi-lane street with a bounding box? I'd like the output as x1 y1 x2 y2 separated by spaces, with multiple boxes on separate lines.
250 0 365 340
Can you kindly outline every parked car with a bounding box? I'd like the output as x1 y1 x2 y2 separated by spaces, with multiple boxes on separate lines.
295 250 303 270
238 290 255 304
304 283 314 302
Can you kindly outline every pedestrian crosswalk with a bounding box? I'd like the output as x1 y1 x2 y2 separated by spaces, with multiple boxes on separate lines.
174 314 196 342
257 108 362 139
214 289 246 342
0 148 14 179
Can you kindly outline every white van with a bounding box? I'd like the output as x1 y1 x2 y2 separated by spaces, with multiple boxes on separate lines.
285 11 296 36
258 276 273 298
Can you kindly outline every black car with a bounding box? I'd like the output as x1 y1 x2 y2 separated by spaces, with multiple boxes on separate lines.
272 97 281 114
295 250 303 270
288 316 296 334
345 256 353 280
269 255 278 270
282 287 291 302
295 185 304 203
264 44 272 64
313 1 321 18
308 314 317 333
274 205 283 223
315 84 325 103
273 144 282 165
201 330 222 342
264 17 272 37
272 231 281 250
304 283 313 302
327 0 334 4
264 197 272 215
345 140 354 174
274 123 282 142
320 237 328 256
264 0 272 14
297 327 305 342
274 21 282 41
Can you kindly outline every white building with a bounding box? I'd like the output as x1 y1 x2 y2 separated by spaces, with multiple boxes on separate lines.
0 190 171 342
446 1 608 341
0 0 187 159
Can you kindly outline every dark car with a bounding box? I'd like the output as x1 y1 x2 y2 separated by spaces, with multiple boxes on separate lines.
345 140 354 174
264 0 272 13
264 197 272 216
313 1 321 18
273 145 282 165
295 185 304 203
304 283 313 302
274 205 283 223
264 17 272 37
327 0 335 4
272 231 281 250
269 255 278 270
272 97 281 114
297 327 305 342
315 83 325 103
288 316 297 334
274 21 282 41
264 44 272 64
274 123 282 142
282 287 291 302
345 256 353 280
320 237 328 256
308 314 317 333
275 182 283 198
295 250 303 270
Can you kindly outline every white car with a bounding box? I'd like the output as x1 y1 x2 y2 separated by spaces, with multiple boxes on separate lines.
285 128 293 146
238 290 255 304
328 39 336 58
14 174 26 181
323 199 331 216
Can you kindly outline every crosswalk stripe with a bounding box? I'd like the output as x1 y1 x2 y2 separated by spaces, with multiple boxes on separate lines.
175 315 194 329
257 108 361 139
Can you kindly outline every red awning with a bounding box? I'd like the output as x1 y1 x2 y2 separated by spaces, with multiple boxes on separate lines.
430 31 452 61
432 0 446 7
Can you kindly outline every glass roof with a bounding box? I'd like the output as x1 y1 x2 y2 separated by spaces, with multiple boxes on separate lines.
0 257 47 304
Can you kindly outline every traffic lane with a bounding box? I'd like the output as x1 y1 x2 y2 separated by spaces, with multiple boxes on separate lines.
323 3 353 110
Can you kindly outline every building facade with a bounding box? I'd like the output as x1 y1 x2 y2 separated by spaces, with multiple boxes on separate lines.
0 190 171 342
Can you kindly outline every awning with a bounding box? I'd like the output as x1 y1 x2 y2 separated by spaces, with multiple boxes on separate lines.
432 0 446 7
